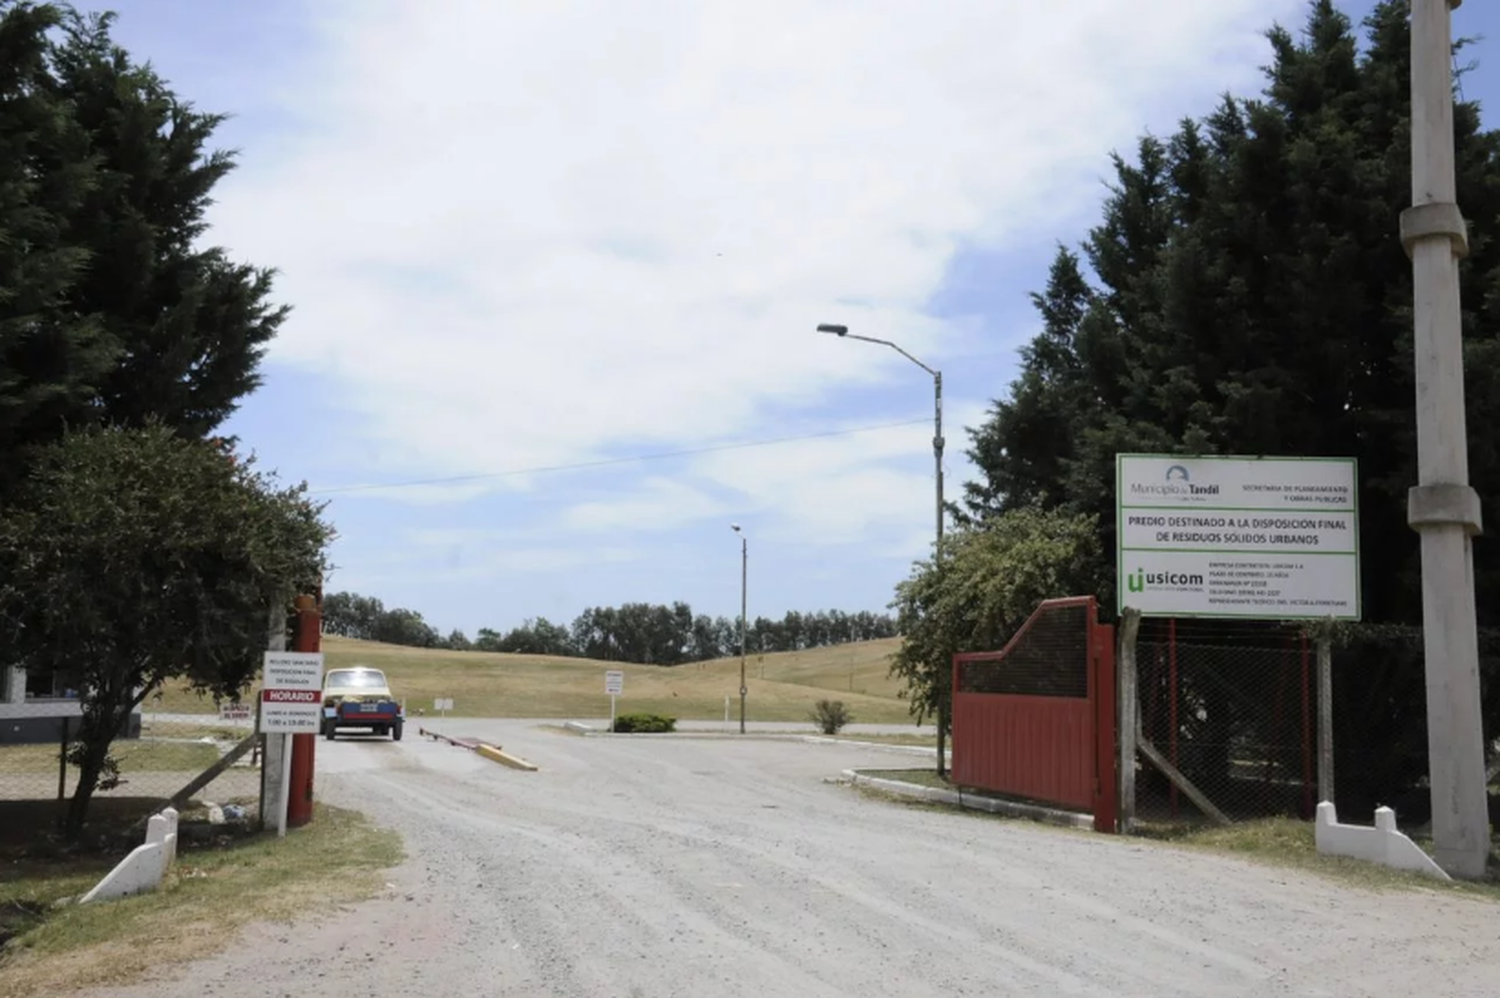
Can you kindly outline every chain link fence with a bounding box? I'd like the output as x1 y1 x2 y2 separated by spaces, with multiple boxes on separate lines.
1130 617 1500 830
0 702 261 840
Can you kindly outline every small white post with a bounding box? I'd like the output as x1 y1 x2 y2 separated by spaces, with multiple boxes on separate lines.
276 732 293 839
610 693 617 732
724 695 730 726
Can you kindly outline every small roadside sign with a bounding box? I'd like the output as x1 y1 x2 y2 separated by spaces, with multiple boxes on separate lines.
219 702 252 722
434 697 454 713
259 651 324 734
605 671 624 696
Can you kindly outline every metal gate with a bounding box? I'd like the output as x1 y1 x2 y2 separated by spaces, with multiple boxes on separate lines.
952 596 1118 833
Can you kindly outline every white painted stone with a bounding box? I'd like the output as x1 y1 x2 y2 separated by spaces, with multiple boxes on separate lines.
1315 801 1451 881
79 842 166 903
80 806 182 904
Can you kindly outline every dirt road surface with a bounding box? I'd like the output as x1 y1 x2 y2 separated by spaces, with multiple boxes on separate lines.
84 721 1499 997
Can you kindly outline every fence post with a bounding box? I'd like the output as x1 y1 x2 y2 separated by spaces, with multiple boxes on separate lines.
1317 625 1335 805
57 716 70 802
1118 607 1141 833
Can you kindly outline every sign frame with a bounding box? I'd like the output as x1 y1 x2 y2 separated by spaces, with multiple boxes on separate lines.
1115 453 1362 621
258 651 325 734
604 670 624 730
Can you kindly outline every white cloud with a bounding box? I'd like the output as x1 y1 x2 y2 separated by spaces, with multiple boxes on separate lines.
209 0 1301 493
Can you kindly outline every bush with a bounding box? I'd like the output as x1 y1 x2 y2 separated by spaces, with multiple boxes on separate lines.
611 713 676 733
810 699 852 735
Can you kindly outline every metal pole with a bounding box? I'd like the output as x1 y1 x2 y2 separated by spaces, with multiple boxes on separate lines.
1317 632 1334 805
1403 0 1488 879
933 369 947 778
739 535 748 735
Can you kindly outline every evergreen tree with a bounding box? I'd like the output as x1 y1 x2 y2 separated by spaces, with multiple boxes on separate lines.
0 3 286 498
963 0 1500 625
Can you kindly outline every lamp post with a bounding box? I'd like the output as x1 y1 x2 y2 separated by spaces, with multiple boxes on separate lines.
817 323 948 776
1404 0 1488 879
731 524 748 735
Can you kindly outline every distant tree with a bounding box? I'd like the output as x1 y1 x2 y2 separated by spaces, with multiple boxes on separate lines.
372 607 438 648
443 628 471 651
0 425 332 836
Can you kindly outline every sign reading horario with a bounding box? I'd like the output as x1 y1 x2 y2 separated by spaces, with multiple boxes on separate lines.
1116 454 1361 620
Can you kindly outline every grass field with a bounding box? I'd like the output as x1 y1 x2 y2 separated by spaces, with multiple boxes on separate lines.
149 636 920 725
0 803 401 997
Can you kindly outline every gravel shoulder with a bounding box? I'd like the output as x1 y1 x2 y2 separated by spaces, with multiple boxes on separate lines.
80 721 1500 998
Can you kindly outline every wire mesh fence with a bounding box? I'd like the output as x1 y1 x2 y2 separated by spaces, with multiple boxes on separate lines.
1131 617 1500 829
0 703 261 836
1134 617 1311 825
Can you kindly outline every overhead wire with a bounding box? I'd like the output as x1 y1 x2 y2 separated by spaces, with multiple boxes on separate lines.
310 416 933 495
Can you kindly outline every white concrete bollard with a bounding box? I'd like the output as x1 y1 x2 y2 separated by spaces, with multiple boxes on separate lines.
1314 801 1452 881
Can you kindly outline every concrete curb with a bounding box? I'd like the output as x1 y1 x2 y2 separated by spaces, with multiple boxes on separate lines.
551 724 949 758
840 769 1093 830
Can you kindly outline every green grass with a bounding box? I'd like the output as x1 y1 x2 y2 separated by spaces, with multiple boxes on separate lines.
148 636 921 724
0 740 220 775
0 803 402 997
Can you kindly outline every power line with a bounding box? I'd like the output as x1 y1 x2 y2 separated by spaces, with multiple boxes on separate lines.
311 417 933 495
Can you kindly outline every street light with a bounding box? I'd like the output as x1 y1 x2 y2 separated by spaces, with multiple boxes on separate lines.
731 524 748 735
817 322 948 775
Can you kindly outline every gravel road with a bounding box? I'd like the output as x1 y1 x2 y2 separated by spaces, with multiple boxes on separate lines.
86 721 1499 998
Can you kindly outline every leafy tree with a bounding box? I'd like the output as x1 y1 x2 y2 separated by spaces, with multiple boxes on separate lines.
0 2 286 499
889 505 1101 771
372 607 438 648
961 0 1500 626
0 425 332 835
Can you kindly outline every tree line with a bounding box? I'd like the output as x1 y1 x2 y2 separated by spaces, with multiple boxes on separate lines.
321 591 899 664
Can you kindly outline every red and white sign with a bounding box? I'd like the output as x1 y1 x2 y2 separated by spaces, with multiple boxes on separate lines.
259 651 325 734
261 689 320 704
219 702 252 722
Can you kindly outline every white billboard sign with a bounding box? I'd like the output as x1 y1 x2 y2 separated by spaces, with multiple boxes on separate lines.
259 651 325 734
1116 455 1361 620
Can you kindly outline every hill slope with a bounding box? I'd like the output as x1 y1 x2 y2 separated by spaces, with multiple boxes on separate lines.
150 636 915 724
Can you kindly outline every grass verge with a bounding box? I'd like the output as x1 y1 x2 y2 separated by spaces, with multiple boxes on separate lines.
828 733 937 749
0 740 221 776
0 803 402 996
849 768 1500 901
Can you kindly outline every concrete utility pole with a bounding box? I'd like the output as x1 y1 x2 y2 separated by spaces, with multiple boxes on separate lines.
1402 0 1488 879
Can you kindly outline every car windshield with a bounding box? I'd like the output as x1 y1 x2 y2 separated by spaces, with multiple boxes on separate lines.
325 669 388 689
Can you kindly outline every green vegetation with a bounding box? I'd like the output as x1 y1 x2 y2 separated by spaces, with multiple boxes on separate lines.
610 713 677 733
0 804 401 997
810 699 853 735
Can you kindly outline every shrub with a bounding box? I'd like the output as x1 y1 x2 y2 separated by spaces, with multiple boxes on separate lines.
611 713 676 733
810 699 852 735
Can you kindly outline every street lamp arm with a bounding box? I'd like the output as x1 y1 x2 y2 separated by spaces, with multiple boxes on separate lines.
835 332 939 378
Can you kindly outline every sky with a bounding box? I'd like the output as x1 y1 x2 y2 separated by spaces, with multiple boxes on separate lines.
92 0 1498 638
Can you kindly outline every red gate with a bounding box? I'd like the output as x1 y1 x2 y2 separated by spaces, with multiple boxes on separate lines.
952 596 1118 833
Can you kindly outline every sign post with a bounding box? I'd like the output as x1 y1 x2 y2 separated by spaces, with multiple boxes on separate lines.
434 697 453 719
1115 455 1360 620
258 651 324 837
604 670 624 731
